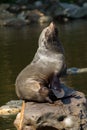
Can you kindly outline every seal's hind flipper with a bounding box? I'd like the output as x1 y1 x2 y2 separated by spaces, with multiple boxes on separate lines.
51 88 65 99
51 84 76 99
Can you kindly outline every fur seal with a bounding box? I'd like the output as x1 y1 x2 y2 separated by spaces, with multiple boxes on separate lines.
15 22 66 103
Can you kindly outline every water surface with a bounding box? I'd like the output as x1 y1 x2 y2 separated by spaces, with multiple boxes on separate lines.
0 20 87 130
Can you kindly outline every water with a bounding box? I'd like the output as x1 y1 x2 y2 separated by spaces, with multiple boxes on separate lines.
0 20 87 129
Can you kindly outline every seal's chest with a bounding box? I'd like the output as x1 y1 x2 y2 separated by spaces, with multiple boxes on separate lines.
40 53 63 63
39 54 64 72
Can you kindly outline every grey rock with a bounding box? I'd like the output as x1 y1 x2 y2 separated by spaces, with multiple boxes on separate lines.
67 67 87 75
6 100 22 108
0 4 15 26
14 91 87 130
16 0 28 5
59 2 87 18
34 1 43 8
83 2 87 7
7 4 21 13
4 18 27 27
0 13 15 27
44 1 63 17
76 0 87 5
0 10 14 20
0 4 10 11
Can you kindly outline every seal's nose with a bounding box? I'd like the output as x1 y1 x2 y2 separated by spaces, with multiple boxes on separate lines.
49 22 55 30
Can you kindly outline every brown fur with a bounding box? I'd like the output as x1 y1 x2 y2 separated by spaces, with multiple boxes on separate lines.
15 22 66 103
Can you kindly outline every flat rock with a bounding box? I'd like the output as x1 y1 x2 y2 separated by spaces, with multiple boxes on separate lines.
0 100 22 116
14 91 87 130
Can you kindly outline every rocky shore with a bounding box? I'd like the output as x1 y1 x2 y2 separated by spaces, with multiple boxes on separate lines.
0 0 87 27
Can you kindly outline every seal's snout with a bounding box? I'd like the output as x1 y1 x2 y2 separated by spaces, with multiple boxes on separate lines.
49 22 55 30
48 22 58 36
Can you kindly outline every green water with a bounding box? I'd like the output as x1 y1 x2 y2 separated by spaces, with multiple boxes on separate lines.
0 20 87 129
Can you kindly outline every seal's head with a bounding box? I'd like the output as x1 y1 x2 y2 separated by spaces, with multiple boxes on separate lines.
39 22 62 52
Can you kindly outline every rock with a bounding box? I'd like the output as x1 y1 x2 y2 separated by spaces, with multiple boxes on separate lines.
0 13 15 27
0 2 87 27
67 67 87 74
0 20 7 26
14 90 87 130
0 4 10 11
17 11 26 20
6 100 22 107
44 0 63 17
59 2 87 18
0 100 22 116
0 10 14 20
7 4 21 13
16 0 28 5
0 4 15 26
3 11 29 27
83 2 87 7
25 9 44 23
0 106 20 116
4 18 27 27
34 1 43 9
76 0 87 6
